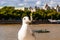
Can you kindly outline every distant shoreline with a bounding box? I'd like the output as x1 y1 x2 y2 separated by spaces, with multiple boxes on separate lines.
0 20 60 24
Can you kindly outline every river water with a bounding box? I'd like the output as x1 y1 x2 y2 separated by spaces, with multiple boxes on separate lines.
0 24 60 40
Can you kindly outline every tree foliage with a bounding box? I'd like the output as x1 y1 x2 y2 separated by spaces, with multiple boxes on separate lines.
0 6 60 20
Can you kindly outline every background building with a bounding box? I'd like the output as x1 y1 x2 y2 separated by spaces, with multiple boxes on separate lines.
56 5 60 12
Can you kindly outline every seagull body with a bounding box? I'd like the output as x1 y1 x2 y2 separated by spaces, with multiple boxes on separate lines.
18 16 35 40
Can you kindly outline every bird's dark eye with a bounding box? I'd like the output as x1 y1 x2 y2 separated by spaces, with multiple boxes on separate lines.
24 18 26 20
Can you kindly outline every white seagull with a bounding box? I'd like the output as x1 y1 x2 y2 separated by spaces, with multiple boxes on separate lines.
18 16 35 40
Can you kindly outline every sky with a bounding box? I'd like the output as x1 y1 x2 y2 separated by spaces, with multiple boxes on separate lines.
0 0 60 7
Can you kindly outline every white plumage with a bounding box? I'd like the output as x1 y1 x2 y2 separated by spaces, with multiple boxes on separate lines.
18 16 35 40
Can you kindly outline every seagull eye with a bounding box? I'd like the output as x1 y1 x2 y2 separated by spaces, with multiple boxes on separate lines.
24 18 26 20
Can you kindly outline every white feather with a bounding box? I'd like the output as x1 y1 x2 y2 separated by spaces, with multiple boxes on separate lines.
18 16 35 40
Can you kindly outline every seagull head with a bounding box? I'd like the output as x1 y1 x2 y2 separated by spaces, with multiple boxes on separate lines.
22 16 31 24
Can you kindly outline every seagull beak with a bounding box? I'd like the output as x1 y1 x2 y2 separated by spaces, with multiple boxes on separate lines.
26 20 31 24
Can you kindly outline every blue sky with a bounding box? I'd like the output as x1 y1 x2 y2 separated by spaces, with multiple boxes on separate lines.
0 0 60 7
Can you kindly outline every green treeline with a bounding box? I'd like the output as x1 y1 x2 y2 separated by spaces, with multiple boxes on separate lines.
0 6 60 20
0 6 29 20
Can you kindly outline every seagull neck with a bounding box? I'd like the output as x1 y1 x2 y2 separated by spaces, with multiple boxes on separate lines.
22 22 28 26
22 23 28 29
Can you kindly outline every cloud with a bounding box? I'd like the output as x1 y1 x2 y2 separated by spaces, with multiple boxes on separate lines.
35 0 43 7
36 1 40 5
0 0 60 7
0 1 6 5
24 0 38 2
48 0 60 7
18 3 24 6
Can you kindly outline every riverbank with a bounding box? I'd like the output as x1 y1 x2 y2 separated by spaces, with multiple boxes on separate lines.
0 20 60 24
